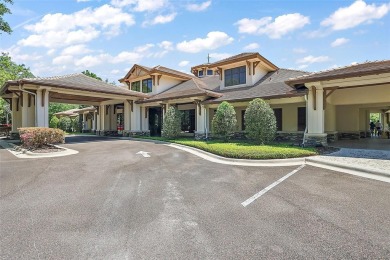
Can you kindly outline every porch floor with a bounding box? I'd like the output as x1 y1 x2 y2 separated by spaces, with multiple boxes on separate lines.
330 136 390 151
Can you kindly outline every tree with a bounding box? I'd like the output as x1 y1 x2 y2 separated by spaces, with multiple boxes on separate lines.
244 98 277 144
82 70 102 81
212 101 237 140
0 0 13 34
48 103 79 121
0 53 34 124
58 117 72 132
49 116 59 128
162 106 182 138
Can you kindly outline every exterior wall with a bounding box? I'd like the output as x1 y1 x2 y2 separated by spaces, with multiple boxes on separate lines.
336 105 360 132
325 104 336 132
329 84 390 105
156 77 184 94
270 102 306 132
140 106 148 131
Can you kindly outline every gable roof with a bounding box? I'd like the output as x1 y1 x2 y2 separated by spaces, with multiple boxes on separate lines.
205 69 308 103
191 52 278 71
119 64 195 83
286 60 390 85
2 74 147 98
137 75 222 103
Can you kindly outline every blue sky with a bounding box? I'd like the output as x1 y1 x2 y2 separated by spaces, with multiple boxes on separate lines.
2 0 390 83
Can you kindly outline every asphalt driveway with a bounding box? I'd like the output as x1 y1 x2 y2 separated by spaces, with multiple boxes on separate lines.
1 136 389 259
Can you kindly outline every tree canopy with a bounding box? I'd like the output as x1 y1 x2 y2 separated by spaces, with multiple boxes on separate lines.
0 0 13 34
82 70 102 81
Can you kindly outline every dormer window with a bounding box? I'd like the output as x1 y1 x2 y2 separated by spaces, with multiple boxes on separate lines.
198 70 204 77
225 66 246 87
207 69 213 76
142 78 153 93
131 81 140 91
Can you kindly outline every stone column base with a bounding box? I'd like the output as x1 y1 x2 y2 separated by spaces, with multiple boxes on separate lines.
304 133 327 147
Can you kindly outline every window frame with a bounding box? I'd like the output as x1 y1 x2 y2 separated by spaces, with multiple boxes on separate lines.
131 81 140 92
224 66 246 87
142 78 153 93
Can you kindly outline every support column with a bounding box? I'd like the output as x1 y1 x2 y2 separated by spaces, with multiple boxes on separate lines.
21 92 29 127
196 104 205 133
306 84 327 146
92 112 96 132
11 97 18 132
82 113 87 131
124 101 131 131
100 104 105 135
131 103 141 131
96 107 101 134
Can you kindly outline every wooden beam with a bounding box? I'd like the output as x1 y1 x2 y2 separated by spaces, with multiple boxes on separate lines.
41 89 46 107
311 86 316 110
20 92 23 107
246 61 251 75
194 99 201 116
157 75 162 85
145 107 148 118
323 88 337 110
252 61 260 75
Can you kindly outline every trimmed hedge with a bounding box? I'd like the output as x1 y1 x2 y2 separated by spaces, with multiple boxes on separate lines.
19 127 65 148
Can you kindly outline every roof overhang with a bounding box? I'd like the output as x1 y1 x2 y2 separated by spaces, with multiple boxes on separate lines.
206 53 278 70
203 91 306 104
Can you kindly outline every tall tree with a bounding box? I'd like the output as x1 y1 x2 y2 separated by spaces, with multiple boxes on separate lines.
0 0 13 34
0 53 34 124
82 70 102 81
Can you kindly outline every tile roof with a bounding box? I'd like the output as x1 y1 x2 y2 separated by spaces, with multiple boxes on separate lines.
138 76 222 103
205 69 308 103
286 60 390 85
2 74 147 97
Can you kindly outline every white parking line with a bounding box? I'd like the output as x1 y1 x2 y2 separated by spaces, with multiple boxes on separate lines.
241 164 305 207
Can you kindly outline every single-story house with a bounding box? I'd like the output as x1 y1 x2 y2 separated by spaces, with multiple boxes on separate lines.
1 52 389 145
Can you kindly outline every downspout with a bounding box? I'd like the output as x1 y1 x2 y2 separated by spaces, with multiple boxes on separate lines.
302 94 308 147
19 81 38 127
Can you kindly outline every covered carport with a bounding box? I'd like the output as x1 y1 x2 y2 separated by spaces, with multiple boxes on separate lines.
286 60 390 146
0 73 147 138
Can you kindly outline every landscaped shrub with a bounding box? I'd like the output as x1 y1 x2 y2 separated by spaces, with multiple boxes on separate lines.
162 107 182 138
58 117 72 132
49 116 59 128
19 127 65 148
244 98 277 144
212 101 237 140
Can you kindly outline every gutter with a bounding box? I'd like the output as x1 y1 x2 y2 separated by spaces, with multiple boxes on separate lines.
302 94 308 147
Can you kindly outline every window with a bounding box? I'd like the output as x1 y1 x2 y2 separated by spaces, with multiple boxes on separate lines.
181 109 196 133
224 66 246 87
297 107 306 131
207 69 213 76
241 110 246 130
273 108 282 131
198 70 204 77
142 78 153 93
131 81 140 92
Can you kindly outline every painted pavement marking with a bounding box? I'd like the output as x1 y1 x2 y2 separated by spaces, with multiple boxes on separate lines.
241 164 305 207
136 151 151 158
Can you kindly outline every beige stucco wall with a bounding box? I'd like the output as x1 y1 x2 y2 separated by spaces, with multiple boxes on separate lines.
336 105 360 132
156 77 184 94
329 84 390 105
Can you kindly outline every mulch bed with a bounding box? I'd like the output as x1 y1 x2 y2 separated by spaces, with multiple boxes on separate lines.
14 143 65 153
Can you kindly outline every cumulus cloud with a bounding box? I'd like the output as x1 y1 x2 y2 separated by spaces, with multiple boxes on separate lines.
53 55 74 65
331 38 349 47
209 53 232 61
158 41 173 50
243 43 260 50
296 55 330 64
18 4 135 48
236 13 310 39
178 60 190 67
321 0 390 30
61 44 92 55
111 0 168 12
143 13 177 26
176 31 234 53
186 1 211 12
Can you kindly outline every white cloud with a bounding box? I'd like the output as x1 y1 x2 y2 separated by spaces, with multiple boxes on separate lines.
178 60 190 67
134 43 154 53
331 38 349 47
53 55 74 65
61 44 92 55
298 64 308 70
293 48 307 54
111 69 120 74
236 13 310 39
297 55 330 64
321 0 390 30
18 4 135 48
176 31 234 53
143 13 176 26
3 45 42 63
186 1 211 12
158 40 173 50
111 0 168 12
209 53 232 61
114 51 143 63
243 43 260 50
74 53 111 67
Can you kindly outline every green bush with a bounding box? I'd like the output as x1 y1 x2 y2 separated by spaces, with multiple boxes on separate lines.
244 98 277 144
212 101 237 140
162 107 182 138
49 116 59 128
58 117 72 132
19 127 65 148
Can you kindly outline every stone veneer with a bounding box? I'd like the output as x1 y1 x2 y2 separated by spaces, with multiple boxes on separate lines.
122 130 151 137
338 132 360 140
304 135 328 147
96 130 120 136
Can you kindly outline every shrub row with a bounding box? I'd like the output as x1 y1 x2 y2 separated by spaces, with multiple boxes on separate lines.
19 127 65 148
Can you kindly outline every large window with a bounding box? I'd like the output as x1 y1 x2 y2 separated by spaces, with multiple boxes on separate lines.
142 78 153 93
131 81 140 92
297 107 306 131
224 66 246 87
273 108 282 131
198 70 204 77
181 109 196 133
207 69 213 76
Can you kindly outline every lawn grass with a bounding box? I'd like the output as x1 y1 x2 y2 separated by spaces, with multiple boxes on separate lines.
132 136 317 159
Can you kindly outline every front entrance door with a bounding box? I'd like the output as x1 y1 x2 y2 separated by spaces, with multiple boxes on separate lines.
149 107 162 136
